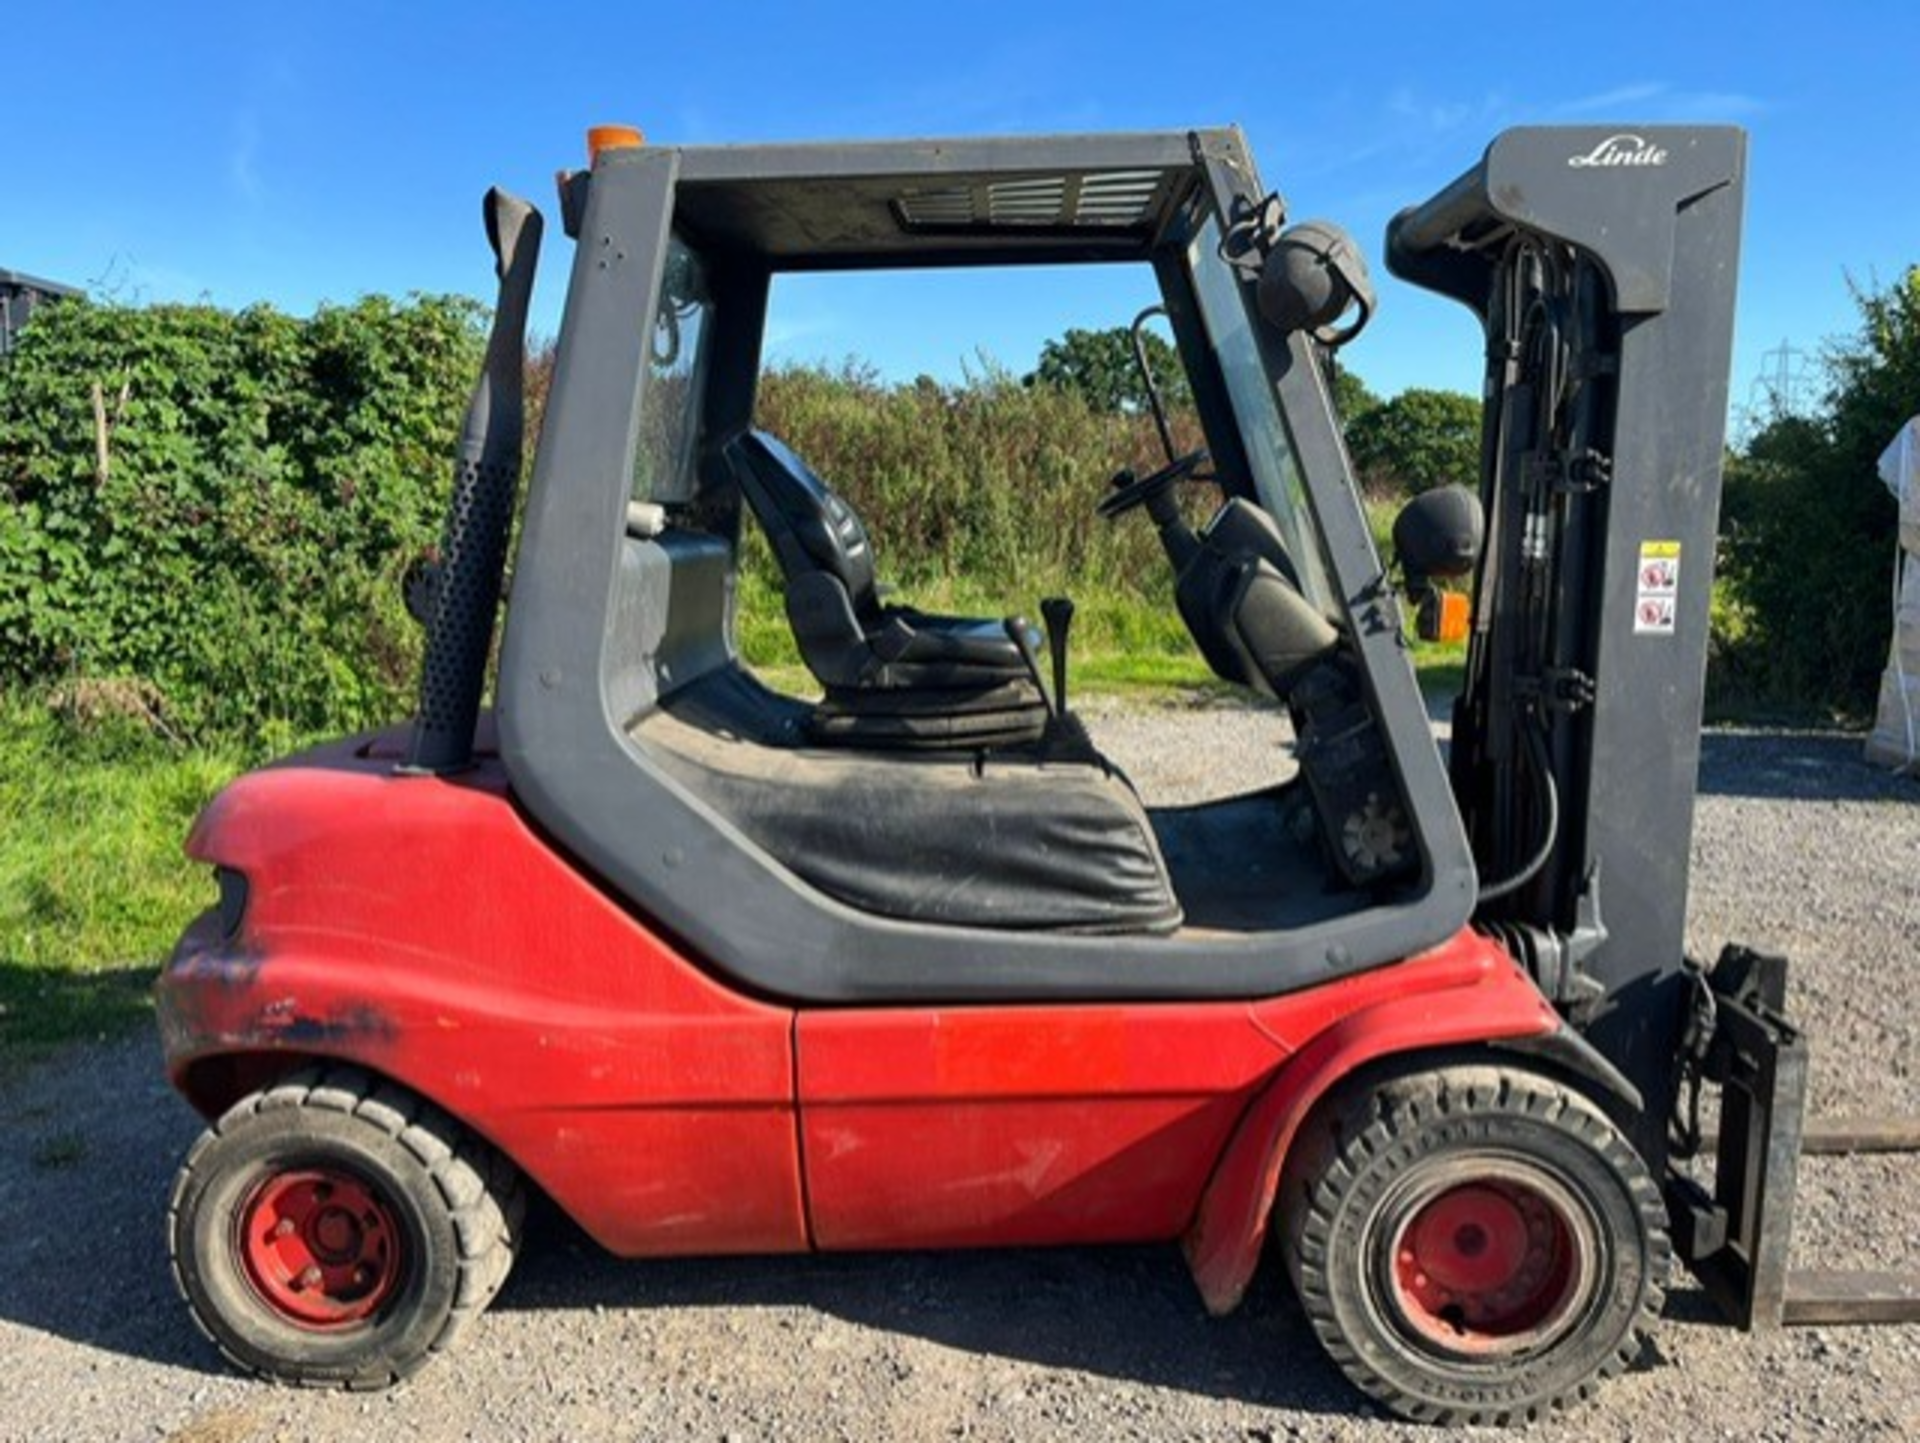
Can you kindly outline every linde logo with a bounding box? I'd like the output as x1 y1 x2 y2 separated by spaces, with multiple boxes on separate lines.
1567 134 1669 169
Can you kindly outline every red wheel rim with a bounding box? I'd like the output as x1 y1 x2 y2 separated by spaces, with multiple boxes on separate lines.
1386 1170 1589 1355
237 1167 404 1327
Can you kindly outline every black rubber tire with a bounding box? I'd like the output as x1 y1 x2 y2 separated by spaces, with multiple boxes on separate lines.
167 1065 523 1389
1281 1064 1668 1426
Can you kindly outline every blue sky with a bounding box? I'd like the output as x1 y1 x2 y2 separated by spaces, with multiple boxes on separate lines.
5 2 1916 423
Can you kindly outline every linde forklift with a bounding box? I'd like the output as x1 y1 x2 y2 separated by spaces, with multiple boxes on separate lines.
155 122 1920 1424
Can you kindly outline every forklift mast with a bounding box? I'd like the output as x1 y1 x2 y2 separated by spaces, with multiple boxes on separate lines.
1387 128 1746 1161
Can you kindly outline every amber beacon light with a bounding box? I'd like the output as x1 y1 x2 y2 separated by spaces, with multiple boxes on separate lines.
586 125 646 162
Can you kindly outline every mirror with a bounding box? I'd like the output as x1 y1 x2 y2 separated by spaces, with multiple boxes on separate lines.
1256 221 1376 348
1392 485 1483 645
1391 484 1484 584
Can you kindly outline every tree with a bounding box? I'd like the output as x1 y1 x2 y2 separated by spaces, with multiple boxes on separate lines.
1344 387 1481 495
1027 326 1192 414
1327 360 1382 424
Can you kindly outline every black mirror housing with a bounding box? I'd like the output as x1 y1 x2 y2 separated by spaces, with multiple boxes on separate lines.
1391 484 1484 585
1256 221 1376 348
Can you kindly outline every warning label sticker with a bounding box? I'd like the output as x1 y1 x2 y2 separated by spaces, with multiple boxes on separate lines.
1634 540 1681 635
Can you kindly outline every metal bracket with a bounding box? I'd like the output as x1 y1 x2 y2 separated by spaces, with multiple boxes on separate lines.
1666 944 1920 1328
1522 446 1612 496
1479 870 1608 1040
1516 666 1596 714
1218 191 1287 282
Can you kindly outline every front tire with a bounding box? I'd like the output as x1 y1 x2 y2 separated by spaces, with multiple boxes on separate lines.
168 1066 522 1389
1282 1064 1667 1426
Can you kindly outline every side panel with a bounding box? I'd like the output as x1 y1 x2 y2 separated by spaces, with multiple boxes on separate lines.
1570 148 1745 1155
796 931 1555 1260
796 1007 1287 1248
156 729 807 1258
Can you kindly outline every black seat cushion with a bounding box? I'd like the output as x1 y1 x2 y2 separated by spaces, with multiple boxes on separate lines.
638 669 1179 933
812 677 1049 750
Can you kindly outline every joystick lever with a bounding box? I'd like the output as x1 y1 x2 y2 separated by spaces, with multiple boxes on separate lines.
1041 597 1074 719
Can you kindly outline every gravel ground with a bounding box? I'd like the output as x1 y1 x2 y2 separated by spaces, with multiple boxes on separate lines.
2 703 1916 1442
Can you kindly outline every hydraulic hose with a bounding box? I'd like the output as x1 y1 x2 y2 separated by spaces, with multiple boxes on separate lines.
1477 721 1560 904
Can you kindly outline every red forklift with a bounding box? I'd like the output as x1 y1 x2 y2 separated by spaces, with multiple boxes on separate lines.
155 123 1917 1424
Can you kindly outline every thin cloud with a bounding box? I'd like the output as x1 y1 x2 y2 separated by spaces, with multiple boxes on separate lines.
1306 78 1762 182
1290 87 1509 180
1552 81 1766 121
762 311 842 354
1658 89 1767 120
1551 82 1670 115
1387 86 1510 136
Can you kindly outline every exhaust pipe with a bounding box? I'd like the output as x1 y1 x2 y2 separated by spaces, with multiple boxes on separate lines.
403 188 543 774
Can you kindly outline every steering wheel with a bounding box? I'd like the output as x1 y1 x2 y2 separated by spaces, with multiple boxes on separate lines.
1097 448 1209 520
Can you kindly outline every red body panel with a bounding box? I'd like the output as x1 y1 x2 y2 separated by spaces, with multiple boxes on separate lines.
158 724 1558 1298
158 731 806 1257
797 1007 1287 1248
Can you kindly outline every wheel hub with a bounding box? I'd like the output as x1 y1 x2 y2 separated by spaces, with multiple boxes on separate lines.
238 1167 402 1327
1387 1172 1587 1355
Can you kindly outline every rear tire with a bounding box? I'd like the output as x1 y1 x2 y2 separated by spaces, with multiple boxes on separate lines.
1282 1064 1667 1426
168 1065 522 1389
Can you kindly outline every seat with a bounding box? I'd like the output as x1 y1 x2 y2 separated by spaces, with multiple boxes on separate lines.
726 430 1047 748
637 668 1181 933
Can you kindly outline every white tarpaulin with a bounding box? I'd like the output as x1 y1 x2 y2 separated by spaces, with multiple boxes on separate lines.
1867 420 1920 771
1882 416 1920 556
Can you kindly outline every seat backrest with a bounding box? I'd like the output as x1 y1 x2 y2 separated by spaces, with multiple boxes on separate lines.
604 529 733 722
728 431 881 624
1176 499 1339 699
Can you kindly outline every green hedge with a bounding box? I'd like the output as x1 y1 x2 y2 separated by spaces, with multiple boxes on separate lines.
1 309 1214 746
0 295 482 749
9 273 1907 745
747 362 1206 668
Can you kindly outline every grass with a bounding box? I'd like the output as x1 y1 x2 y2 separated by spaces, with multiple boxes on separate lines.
739 549 1466 700
0 698 243 1060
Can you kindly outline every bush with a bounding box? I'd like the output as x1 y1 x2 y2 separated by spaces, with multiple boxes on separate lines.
1344 387 1480 497
748 361 1208 663
0 297 1470 742
1713 269 1919 717
0 295 483 746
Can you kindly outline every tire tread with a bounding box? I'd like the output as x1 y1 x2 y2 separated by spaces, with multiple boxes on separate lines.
1284 1063 1669 1427
167 1064 525 1390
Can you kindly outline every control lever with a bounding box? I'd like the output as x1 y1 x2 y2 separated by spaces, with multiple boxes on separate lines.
1003 615 1056 719
1006 606 1097 760
1041 597 1074 718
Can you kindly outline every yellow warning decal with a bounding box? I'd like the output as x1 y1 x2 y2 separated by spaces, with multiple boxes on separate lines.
1634 540 1681 635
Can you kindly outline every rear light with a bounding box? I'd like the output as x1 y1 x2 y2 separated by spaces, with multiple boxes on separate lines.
1418 590 1472 646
